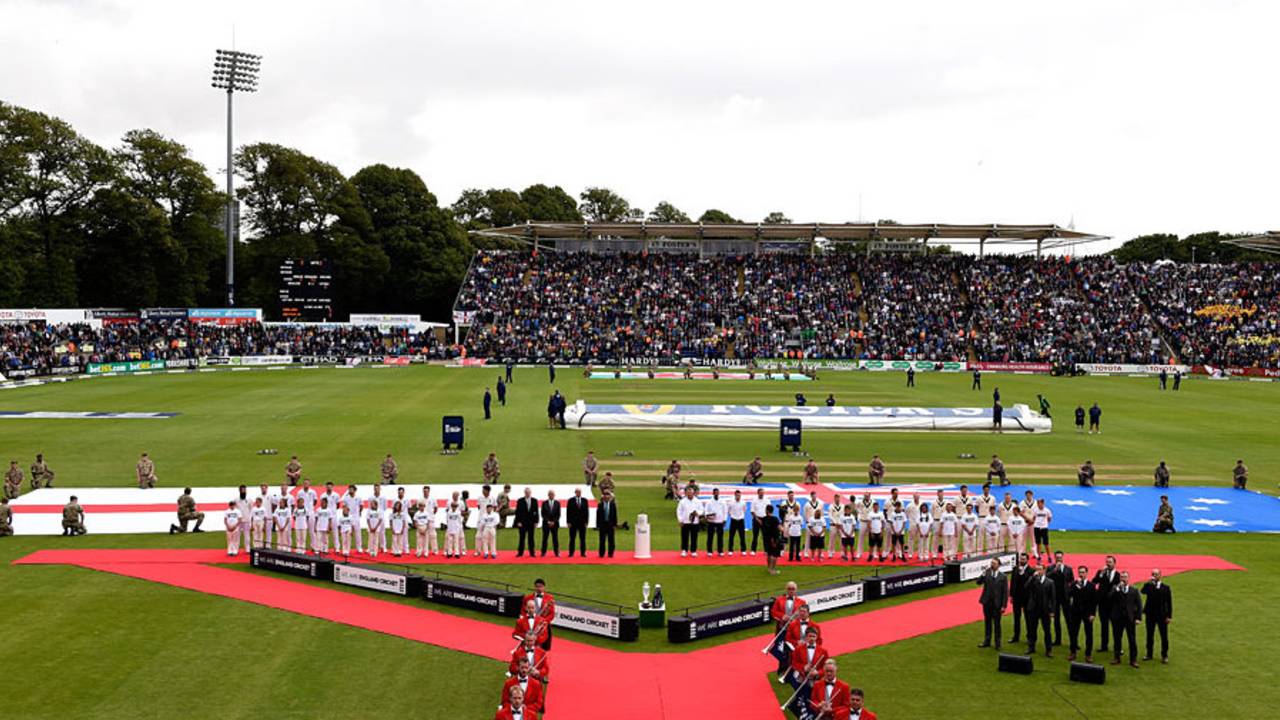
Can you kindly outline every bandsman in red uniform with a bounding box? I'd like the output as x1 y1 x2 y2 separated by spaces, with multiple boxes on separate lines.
500 658 545 715
508 632 550 684
522 578 556 650
513 599 550 647
809 660 852 720
494 685 539 720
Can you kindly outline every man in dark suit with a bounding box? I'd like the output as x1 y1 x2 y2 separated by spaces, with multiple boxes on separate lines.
514 488 539 558
1009 554 1033 643
1110 571 1143 667
596 490 619 558
565 487 590 558
976 558 1009 648
1046 550 1074 646
1141 569 1173 663
1093 555 1122 652
1025 564 1057 657
539 490 561 556
1065 563 1098 662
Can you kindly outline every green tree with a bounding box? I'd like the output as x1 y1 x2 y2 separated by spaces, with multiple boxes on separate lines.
763 211 791 224
351 164 473 320
579 186 634 222
0 102 114 305
698 208 739 223
75 188 176 307
519 184 581 222
647 201 690 223
115 129 225 305
1110 233 1181 262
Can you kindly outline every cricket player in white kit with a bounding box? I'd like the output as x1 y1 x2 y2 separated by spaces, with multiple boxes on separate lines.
233 487 253 551
342 485 364 553
224 501 242 556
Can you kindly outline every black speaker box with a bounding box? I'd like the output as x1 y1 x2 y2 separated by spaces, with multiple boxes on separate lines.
998 653 1033 674
1069 661 1106 684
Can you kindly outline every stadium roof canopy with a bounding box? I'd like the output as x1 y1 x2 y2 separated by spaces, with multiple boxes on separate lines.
1225 231 1280 256
471 221 1109 255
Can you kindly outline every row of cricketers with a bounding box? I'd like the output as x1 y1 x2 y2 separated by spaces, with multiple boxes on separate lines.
677 483 1055 563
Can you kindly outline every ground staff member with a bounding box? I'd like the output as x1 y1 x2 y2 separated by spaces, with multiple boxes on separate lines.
726 489 747 554
677 486 702 557
750 488 769 555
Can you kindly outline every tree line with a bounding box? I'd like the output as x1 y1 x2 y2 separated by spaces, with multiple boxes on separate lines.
0 101 1270 320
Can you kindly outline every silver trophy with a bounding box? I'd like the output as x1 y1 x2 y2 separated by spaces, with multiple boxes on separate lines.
642 581 651 608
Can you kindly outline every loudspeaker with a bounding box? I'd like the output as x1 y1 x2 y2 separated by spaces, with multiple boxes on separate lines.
998 653 1033 674
1069 662 1106 684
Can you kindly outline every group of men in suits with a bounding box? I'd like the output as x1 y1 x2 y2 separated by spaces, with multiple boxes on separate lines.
976 553 1174 667
512 486 620 558
496 580 556 720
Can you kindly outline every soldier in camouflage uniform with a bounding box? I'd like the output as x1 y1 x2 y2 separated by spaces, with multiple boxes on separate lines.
5 461 24 499
597 471 616 497
0 497 12 536
381 454 399 485
169 487 206 534
285 455 302 486
136 453 158 489
496 484 513 530
62 496 86 535
30 454 54 489
483 453 501 484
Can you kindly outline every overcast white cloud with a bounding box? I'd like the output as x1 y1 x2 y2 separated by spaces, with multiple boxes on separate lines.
1 0 1276 251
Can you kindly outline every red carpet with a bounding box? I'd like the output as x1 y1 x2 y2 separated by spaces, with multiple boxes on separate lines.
10 549 1243 720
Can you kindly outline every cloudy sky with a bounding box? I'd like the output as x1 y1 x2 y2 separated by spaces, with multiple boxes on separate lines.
1 0 1275 251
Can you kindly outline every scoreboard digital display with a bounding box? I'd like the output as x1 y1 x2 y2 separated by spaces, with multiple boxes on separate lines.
278 259 333 321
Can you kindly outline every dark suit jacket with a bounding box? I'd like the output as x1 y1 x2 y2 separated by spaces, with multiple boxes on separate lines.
1011 565 1034 602
1025 576 1058 617
1064 580 1097 621
1109 586 1142 625
539 500 561 527
1141 581 1172 621
977 570 1009 612
1093 568 1122 609
566 496 590 528
595 499 619 530
1047 563 1074 603
515 497 540 528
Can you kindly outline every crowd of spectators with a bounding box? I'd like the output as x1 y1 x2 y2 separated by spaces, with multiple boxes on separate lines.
1127 262 1280 369
6 253 1279 375
1 320 447 376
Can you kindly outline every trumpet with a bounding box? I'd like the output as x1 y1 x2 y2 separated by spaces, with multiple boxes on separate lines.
779 651 823 710
807 698 834 720
760 606 801 654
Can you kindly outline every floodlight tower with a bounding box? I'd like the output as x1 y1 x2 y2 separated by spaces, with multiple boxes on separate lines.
211 49 261 306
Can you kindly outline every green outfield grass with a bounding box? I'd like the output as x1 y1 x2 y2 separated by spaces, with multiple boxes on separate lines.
1 366 1277 719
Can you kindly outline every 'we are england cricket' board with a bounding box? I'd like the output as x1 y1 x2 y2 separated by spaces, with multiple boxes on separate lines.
7 484 595 536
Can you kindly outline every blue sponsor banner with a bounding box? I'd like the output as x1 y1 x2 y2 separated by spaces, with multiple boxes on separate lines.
188 308 259 319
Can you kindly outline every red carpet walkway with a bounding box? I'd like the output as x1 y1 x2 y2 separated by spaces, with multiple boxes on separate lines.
12 549 1242 720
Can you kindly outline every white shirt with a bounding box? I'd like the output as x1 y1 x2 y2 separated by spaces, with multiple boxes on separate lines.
445 507 465 534
337 513 355 534
477 494 498 513
868 511 884 534
856 500 875 521
940 512 958 536
413 509 433 530
224 509 241 530
786 515 804 537
751 498 769 519
809 519 825 537
342 492 361 516
314 508 332 532
234 496 252 518
390 512 408 534
369 494 388 514
916 514 933 535
1009 514 1027 534
299 488 317 513
322 491 341 514
905 502 921 522
726 499 746 521
293 505 309 526
365 508 384 530
702 497 725 523
273 507 291 529
480 511 500 530
889 511 907 534
1033 507 1053 529
984 514 1001 535
961 513 979 534
251 507 267 527
677 497 702 524
839 514 856 536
